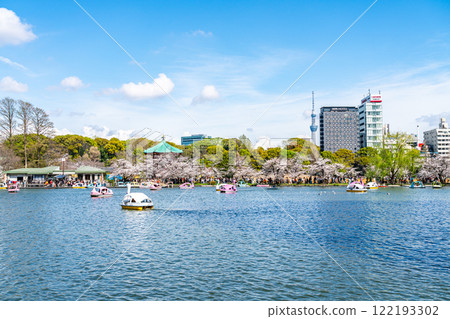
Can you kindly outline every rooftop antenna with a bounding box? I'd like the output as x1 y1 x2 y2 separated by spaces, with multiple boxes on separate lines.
417 125 420 150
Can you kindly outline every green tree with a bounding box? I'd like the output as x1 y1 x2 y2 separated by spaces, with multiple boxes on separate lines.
104 137 125 160
321 151 337 162
371 133 421 184
334 148 355 166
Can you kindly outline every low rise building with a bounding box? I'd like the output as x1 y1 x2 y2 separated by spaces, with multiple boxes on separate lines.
181 134 211 146
5 166 107 184
423 118 450 157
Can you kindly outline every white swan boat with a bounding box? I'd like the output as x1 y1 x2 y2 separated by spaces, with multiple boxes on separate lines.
365 182 378 190
347 181 367 193
121 184 153 210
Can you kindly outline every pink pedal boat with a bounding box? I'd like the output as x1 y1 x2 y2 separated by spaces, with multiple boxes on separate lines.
140 182 162 190
90 186 113 198
8 184 19 193
179 182 194 189
220 180 237 194
150 183 162 190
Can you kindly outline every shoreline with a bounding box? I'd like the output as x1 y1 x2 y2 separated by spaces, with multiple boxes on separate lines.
6 183 446 189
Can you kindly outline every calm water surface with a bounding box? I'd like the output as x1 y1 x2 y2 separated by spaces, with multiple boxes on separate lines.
0 186 448 300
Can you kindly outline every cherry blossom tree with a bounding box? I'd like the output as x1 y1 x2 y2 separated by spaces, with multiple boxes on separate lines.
418 156 450 182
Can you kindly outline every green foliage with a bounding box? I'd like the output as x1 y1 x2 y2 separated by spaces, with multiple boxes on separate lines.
266 147 281 159
334 148 355 166
321 151 336 162
53 134 95 158
369 133 422 183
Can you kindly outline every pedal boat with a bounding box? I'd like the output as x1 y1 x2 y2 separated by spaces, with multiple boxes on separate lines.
179 182 194 189
346 182 367 193
220 180 237 194
365 182 379 190
8 184 19 193
121 185 153 210
91 186 113 198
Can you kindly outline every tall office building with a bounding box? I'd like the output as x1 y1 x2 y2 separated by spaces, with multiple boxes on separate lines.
423 118 450 157
319 106 359 152
358 92 383 149
181 134 211 146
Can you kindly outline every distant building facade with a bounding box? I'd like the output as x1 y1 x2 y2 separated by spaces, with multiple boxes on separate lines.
181 134 211 146
319 106 359 152
358 93 383 149
424 118 450 157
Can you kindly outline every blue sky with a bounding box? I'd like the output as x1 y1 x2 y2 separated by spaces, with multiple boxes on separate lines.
1 0 450 144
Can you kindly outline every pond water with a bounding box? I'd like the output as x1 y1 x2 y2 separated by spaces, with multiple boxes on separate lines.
0 186 448 300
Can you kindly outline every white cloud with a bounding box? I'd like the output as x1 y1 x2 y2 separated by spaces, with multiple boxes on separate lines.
0 8 37 47
191 30 213 37
83 125 133 140
60 76 85 90
54 128 72 136
191 85 220 105
107 73 175 100
0 56 27 70
0 76 28 92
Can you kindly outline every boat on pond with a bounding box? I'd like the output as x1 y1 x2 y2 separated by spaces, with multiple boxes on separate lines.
8 183 19 193
140 182 152 189
150 183 162 190
121 184 153 210
220 180 237 194
238 181 249 187
347 181 367 193
410 181 425 188
215 180 226 191
179 182 194 189
432 181 442 189
72 183 86 189
365 181 379 190
90 186 113 198
0 182 7 190
141 181 162 190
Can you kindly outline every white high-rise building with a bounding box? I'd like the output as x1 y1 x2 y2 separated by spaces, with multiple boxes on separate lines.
423 118 450 157
358 92 383 148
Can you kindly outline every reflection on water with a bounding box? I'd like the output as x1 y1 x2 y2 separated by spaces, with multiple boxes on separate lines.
0 187 448 300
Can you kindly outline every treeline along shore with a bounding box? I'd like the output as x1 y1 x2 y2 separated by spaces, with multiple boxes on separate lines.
1 97 449 186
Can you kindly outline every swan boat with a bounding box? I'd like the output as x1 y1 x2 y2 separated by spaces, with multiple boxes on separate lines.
90 186 113 198
179 182 194 189
347 181 367 193
432 181 442 189
410 181 425 188
121 184 153 210
365 182 379 190
8 184 19 193
220 180 237 194
215 180 226 191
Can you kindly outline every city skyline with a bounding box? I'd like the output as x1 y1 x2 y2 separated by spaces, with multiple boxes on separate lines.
1 1 450 144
